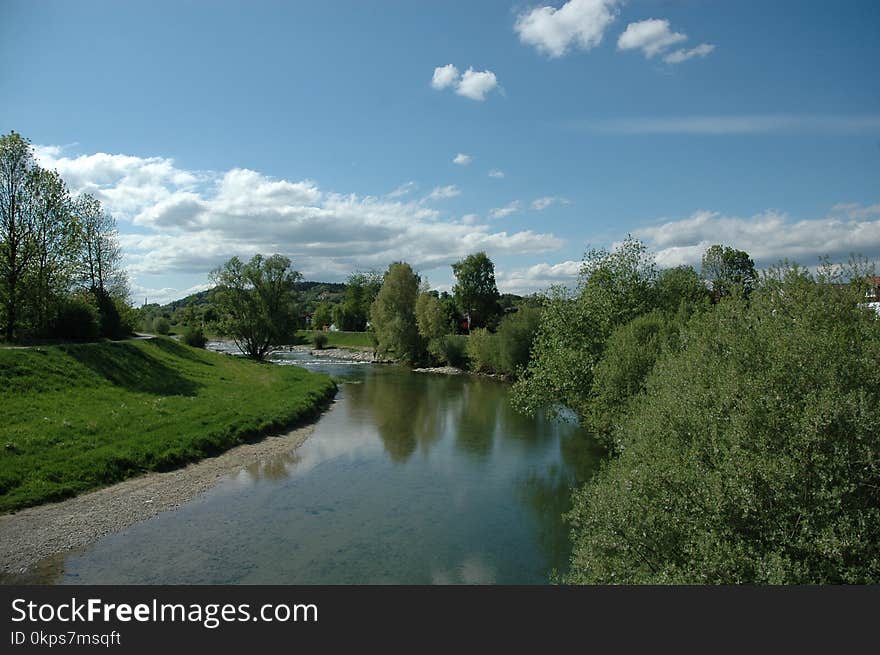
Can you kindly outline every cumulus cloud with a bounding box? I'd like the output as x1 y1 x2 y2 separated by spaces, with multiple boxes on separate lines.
617 18 714 64
36 146 564 291
490 201 521 219
431 64 459 90
634 207 880 269
488 169 505 178
663 43 715 64
453 153 472 166
515 0 620 58
431 65 500 101
456 68 499 101
497 259 582 294
427 185 461 201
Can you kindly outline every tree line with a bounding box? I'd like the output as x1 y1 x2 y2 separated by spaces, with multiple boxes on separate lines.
0 131 130 343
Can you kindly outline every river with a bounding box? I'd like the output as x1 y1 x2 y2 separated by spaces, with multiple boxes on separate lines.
43 352 602 584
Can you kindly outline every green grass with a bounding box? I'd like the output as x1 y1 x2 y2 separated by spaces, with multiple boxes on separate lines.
295 330 373 349
0 337 336 512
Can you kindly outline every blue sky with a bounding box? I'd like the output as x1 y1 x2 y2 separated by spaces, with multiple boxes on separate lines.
2 0 879 303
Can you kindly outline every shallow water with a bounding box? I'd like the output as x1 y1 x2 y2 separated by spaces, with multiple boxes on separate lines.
49 353 602 584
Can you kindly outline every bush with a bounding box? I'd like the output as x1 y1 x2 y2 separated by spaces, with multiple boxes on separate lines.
181 326 207 348
153 317 171 335
50 296 100 341
466 328 501 373
312 332 328 349
495 307 542 376
433 334 469 368
565 267 880 584
93 288 131 339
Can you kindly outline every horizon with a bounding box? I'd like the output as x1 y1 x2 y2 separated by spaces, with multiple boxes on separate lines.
3 0 879 304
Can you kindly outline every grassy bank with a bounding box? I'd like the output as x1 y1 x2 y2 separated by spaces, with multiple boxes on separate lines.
0 338 336 512
295 330 373 349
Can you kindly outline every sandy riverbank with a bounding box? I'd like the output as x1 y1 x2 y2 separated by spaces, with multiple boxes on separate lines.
0 419 325 579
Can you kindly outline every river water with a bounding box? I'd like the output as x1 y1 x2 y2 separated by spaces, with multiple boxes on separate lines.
50 352 601 584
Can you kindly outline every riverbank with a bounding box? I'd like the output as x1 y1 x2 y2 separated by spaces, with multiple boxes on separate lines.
0 337 336 513
0 420 326 578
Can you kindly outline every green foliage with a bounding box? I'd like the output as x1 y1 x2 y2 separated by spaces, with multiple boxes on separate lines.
370 262 423 363
181 325 207 348
152 316 171 335
50 295 100 341
565 266 880 583
0 338 336 512
701 244 757 298
452 251 501 329
512 236 657 418
312 331 328 349
466 328 501 373
211 253 301 360
416 291 452 361
495 307 542 376
312 302 333 330
655 265 710 312
434 334 469 368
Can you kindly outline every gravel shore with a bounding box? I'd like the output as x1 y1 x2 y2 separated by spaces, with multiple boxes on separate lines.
0 420 323 579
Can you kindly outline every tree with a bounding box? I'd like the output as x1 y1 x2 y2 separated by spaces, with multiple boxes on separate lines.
312 302 332 330
452 251 500 330
75 193 126 296
0 131 38 341
511 236 657 418
370 262 422 362
701 244 757 298
211 254 301 360
27 168 77 334
415 290 450 360
565 264 880 583
336 271 382 331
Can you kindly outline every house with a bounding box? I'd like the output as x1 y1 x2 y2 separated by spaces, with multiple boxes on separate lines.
864 276 880 302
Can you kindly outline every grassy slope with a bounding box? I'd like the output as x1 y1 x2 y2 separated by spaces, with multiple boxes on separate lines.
0 338 336 512
295 330 373 349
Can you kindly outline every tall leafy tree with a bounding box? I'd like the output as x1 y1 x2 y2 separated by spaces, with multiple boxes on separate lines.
370 262 422 362
0 131 38 341
451 251 500 330
27 168 77 334
701 244 757 298
75 193 126 296
211 254 302 360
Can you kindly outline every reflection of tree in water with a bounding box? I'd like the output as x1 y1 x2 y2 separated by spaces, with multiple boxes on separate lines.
518 430 603 577
346 371 453 463
244 450 301 482
453 379 501 458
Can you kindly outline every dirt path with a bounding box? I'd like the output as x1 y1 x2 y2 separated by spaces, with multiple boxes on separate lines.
0 420 322 578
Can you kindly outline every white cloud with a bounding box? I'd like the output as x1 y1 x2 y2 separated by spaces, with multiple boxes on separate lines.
584 114 880 135
490 201 521 219
453 153 472 166
532 196 556 210
427 185 461 201
431 64 460 90
663 43 715 64
634 207 880 269
617 19 686 58
387 181 417 198
432 64 500 102
497 260 582 294
515 0 620 58
130 282 213 306
488 169 505 178
456 68 499 101
38 146 567 294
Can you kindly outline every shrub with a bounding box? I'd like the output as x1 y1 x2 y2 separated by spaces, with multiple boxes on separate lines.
565 266 880 584
153 317 171 335
495 307 542 376
312 332 328 349
433 334 469 368
181 326 207 348
466 328 500 373
50 296 100 341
